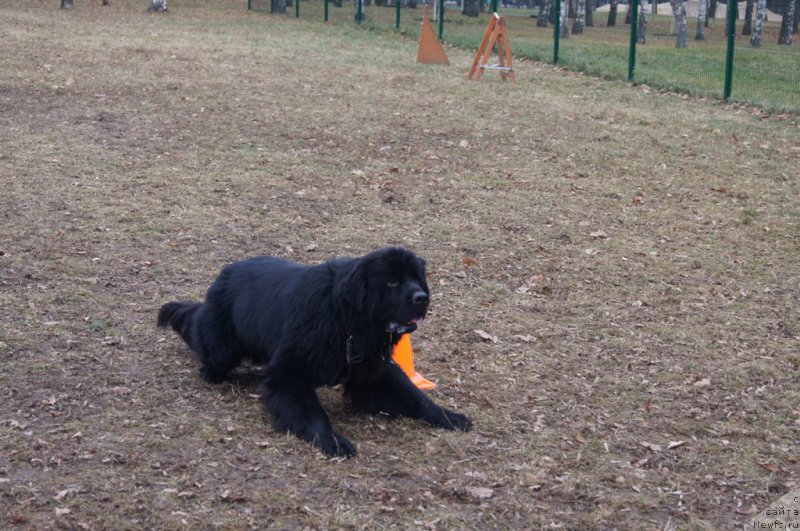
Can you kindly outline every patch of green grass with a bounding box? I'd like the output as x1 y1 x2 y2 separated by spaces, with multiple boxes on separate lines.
284 1 799 111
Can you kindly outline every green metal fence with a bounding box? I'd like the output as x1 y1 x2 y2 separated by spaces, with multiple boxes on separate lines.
250 0 800 112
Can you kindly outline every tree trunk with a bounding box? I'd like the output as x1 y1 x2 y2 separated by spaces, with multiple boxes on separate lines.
274 0 287 12
537 0 551 26
695 0 707 39
607 0 619 25
406 0 416 8
778 0 795 43
625 3 632 23
560 0 571 36
794 0 800 34
671 0 688 47
463 0 480 15
637 0 648 43
751 0 766 46
742 0 754 34
149 0 167 11
61 0 74 8
103 0 110 5
706 0 716 25
586 0 594 26
572 0 585 32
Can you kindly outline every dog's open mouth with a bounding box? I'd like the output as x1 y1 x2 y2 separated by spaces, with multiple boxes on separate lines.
387 317 424 335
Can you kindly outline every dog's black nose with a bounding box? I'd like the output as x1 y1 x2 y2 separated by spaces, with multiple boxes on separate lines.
412 291 429 305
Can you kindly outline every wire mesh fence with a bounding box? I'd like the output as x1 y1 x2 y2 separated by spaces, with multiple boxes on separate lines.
249 0 799 111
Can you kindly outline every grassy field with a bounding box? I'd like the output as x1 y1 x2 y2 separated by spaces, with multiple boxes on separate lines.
1 0 799 528
262 0 800 111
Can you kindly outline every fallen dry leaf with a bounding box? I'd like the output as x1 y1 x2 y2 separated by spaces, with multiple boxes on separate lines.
467 487 494 500
474 329 499 343
640 441 662 453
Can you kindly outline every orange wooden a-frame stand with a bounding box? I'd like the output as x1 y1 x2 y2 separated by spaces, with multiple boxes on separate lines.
467 13 516 82
392 334 436 390
417 5 450 65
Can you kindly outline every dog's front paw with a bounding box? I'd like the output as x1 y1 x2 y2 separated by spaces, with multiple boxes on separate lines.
435 409 473 432
199 366 225 384
315 429 357 458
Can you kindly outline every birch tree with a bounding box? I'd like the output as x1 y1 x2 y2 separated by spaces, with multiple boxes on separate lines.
149 0 167 11
538 0 551 26
637 0 648 43
778 0 796 44
572 0 585 33
670 0 688 47
560 0 570 37
353 0 365 21
695 0 708 39
751 0 766 46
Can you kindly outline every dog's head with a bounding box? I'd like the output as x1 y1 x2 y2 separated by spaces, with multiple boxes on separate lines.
337 247 430 335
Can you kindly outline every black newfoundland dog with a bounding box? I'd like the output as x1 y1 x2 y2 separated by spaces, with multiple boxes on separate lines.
157 247 471 457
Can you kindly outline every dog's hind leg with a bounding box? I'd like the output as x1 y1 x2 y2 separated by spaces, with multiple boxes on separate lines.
260 365 356 458
190 304 243 384
346 363 472 432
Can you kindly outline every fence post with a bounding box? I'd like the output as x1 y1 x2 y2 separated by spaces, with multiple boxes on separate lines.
356 0 363 23
395 0 400 28
723 0 736 101
553 0 560 64
491 0 498 12
247 0 251 10
628 0 639 81
325 0 329 21
270 0 275 14
296 0 300 17
438 0 444 39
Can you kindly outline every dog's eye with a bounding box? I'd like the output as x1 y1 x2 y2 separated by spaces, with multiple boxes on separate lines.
387 280 399 288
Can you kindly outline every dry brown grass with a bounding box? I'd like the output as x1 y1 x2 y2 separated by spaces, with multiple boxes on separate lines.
1 0 798 529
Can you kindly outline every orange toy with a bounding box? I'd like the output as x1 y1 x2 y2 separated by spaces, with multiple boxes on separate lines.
392 334 437 390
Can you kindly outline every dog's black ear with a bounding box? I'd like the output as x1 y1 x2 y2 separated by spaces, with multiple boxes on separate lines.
416 256 427 275
334 258 369 314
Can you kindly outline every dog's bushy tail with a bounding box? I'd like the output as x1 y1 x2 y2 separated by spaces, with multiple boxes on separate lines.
157 301 201 347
